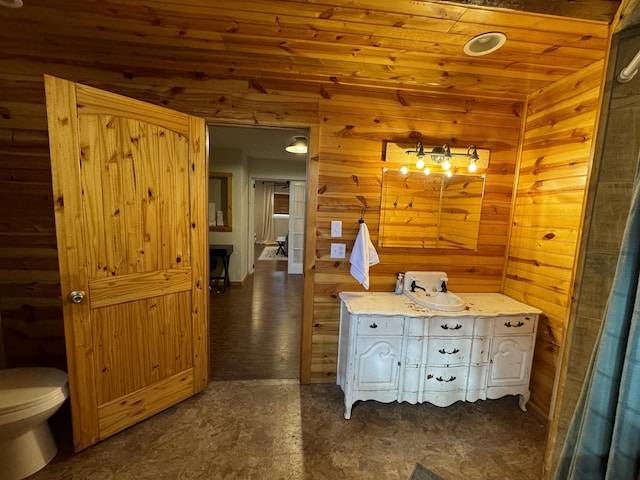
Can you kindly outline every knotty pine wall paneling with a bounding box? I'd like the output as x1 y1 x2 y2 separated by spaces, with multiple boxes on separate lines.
544 27 636 477
0 109 63 369
504 59 607 420
311 88 524 382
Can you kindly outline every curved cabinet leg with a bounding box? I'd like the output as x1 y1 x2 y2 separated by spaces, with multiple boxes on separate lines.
518 391 530 412
344 401 353 419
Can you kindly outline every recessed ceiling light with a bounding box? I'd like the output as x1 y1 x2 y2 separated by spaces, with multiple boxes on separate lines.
463 32 506 56
0 0 23 7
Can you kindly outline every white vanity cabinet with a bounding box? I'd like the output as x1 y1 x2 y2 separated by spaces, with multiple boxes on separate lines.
487 314 537 410
337 292 541 419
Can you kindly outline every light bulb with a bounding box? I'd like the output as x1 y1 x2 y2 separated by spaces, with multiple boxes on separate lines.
285 136 308 153
399 165 408 174
445 170 453 178
416 158 425 169
442 159 451 171
423 167 430 175
468 161 477 173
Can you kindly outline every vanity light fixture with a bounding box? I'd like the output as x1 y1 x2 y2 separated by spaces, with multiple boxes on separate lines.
405 142 483 174
467 145 479 172
285 136 308 153
405 141 428 169
429 144 451 169
468 159 477 173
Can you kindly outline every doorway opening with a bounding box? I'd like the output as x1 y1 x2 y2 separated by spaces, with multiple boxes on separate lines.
208 125 308 381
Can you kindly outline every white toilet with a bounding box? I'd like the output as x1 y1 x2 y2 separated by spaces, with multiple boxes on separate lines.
0 367 69 480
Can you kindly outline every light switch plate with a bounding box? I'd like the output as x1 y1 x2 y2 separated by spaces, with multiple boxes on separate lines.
330 243 346 258
331 220 342 238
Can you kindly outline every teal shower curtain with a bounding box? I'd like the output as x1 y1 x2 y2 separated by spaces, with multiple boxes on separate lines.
555 172 640 479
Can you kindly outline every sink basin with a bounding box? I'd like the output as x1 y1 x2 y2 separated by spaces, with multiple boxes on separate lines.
405 290 465 311
402 271 465 312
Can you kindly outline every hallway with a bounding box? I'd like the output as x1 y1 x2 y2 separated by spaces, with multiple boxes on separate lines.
210 244 302 380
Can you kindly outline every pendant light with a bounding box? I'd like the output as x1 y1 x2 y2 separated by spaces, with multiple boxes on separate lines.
285 136 308 154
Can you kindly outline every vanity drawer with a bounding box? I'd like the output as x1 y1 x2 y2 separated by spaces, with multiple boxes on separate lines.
424 366 469 392
429 316 474 336
356 315 404 336
493 315 536 335
426 338 472 365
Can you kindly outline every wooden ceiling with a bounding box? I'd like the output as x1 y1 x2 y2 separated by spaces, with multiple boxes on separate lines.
0 0 621 100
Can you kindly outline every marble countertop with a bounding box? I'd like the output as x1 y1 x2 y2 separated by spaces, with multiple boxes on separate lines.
339 292 542 317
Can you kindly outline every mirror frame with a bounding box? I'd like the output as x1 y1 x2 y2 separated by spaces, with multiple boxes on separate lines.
209 172 232 232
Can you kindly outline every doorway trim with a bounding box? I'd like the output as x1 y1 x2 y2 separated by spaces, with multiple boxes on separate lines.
300 126 319 384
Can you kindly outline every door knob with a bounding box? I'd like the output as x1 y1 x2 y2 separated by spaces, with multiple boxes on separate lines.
68 290 86 304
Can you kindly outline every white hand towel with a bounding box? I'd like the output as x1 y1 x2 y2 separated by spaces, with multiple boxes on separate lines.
350 222 380 290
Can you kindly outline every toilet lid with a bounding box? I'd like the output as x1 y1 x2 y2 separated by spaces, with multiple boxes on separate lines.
0 367 69 415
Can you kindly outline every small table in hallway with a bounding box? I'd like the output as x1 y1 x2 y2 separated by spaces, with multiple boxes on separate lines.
210 244 233 292
276 236 287 256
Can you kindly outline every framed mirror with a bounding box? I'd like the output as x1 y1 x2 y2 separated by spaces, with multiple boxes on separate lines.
209 172 232 232
379 141 488 249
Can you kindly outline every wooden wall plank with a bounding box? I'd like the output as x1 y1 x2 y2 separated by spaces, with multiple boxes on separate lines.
504 62 605 419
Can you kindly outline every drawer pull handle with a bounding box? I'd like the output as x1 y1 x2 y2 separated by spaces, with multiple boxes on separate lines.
441 324 462 330
436 376 456 383
438 348 460 355
369 322 378 329
504 321 525 328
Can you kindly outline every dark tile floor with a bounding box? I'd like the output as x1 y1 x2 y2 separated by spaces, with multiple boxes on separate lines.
32 245 547 479
37 380 546 480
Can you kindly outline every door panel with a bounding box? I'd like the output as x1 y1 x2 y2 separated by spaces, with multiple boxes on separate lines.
79 115 191 277
97 370 194 439
92 292 193 405
45 75 209 451
288 180 305 274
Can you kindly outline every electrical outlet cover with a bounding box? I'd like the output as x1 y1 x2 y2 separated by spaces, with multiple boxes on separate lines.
331 243 346 258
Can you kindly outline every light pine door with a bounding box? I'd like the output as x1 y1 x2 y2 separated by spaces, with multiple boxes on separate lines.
44 75 209 451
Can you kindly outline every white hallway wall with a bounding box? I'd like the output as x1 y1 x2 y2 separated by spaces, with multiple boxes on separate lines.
208 147 306 283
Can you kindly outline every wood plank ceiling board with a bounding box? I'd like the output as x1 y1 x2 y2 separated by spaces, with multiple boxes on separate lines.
0 0 614 100
444 0 621 22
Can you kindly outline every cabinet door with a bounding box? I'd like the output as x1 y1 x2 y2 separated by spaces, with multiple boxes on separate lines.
488 336 533 386
355 337 402 390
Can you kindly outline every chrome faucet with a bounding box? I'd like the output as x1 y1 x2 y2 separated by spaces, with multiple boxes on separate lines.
410 281 426 293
